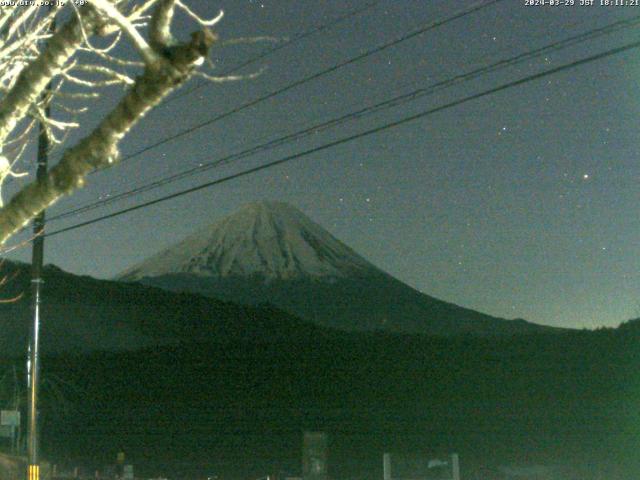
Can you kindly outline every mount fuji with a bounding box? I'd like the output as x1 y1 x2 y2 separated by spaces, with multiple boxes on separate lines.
119 201 557 336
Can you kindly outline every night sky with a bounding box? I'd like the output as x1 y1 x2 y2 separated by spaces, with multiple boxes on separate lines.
4 0 640 329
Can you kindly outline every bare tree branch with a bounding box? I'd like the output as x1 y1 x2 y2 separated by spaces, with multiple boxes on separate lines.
149 0 177 50
0 1 237 246
0 26 217 244
0 6 104 147
88 0 159 64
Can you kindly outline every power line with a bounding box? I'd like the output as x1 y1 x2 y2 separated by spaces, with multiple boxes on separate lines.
102 0 505 169
47 0 505 221
2 0 506 248
45 38 640 238
47 13 640 223
47 2 382 169
161 1 383 108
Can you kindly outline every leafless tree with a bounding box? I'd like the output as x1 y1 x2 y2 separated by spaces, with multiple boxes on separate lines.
0 1 229 246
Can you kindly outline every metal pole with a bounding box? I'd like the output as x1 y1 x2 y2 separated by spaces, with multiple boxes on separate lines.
383 453 391 480
27 8 55 479
27 101 49 480
12 366 20 455
451 453 460 480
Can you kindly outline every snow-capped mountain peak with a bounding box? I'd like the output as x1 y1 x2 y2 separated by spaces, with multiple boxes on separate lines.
117 201 558 336
119 201 375 282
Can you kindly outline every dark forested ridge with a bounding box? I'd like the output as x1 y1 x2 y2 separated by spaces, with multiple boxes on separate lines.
1 260 638 479
16 323 640 480
0 261 328 355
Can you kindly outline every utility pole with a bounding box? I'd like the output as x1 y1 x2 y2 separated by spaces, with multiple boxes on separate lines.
27 95 49 480
27 8 55 480
12 365 20 455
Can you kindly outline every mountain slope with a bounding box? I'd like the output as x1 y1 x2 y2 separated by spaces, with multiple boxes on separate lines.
0 260 327 356
119 201 558 336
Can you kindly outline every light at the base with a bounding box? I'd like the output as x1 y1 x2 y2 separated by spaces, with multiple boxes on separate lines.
28 464 39 480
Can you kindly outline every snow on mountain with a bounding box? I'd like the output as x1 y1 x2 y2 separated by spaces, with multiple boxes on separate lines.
119 201 376 282
119 201 560 336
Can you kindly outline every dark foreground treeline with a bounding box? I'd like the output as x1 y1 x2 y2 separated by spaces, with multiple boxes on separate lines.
12 319 637 480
